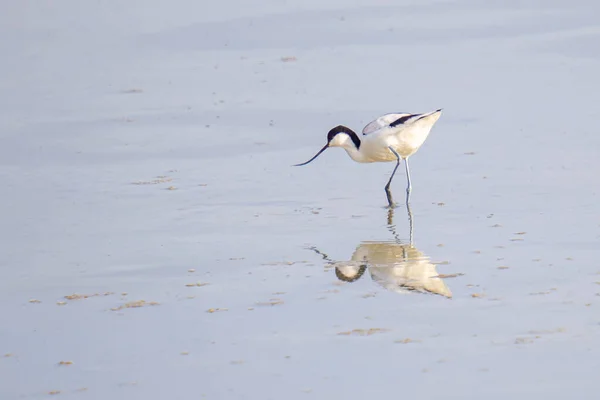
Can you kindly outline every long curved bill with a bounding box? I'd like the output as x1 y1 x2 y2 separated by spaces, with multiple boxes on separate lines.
293 144 329 166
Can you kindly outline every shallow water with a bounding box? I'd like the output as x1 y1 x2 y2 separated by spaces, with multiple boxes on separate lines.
2 0 600 399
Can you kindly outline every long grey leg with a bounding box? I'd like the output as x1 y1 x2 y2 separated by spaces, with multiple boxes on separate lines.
405 157 412 204
385 147 401 208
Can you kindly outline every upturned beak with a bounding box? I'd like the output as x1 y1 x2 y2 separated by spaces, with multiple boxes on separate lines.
293 143 329 166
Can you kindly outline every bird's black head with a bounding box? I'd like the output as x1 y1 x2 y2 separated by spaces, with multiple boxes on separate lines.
327 125 361 149
293 125 360 166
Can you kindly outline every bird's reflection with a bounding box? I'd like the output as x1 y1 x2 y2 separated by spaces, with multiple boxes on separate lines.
311 205 452 298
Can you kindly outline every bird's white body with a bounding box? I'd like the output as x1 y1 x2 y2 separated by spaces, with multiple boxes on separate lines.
294 108 443 206
329 109 442 163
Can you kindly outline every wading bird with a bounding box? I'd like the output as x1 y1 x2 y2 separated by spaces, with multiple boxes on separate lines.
294 109 442 207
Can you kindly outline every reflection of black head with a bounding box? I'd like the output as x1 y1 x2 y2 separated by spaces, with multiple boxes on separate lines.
335 265 367 282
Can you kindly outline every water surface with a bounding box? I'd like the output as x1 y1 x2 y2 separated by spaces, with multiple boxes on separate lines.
1 0 600 399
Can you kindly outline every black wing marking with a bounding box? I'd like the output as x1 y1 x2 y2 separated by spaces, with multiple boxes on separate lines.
389 114 420 127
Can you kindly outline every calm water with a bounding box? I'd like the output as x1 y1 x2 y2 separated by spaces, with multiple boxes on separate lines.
1 1 600 399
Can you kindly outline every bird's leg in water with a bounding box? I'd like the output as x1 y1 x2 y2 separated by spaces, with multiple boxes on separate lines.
405 157 412 204
385 147 401 208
